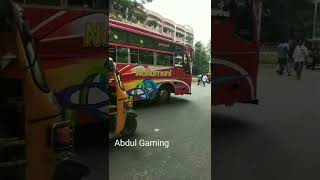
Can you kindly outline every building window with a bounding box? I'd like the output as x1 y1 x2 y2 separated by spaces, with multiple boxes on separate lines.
156 53 173 67
139 50 154 65
163 28 168 33
117 47 129 63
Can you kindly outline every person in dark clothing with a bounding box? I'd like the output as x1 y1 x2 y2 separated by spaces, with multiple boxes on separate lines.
197 74 202 86
311 45 320 70
287 40 296 76
276 41 289 75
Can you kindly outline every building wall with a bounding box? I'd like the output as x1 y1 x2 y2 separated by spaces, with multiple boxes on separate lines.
110 8 194 46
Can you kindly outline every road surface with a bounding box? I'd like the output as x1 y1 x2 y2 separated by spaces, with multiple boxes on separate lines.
78 82 211 180
213 65 320 180
109 83 211 180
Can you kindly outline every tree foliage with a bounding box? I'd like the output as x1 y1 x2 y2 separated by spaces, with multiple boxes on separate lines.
261 0 315 42
109 0 153 23
193 41 211 75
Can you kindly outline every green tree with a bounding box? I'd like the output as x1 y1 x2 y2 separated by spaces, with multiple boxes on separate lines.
193 41 211 75
261 0 314 42
109 0 153 23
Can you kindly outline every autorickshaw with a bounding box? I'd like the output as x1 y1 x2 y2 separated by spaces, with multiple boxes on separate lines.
0 1 89 179
106 57 137 140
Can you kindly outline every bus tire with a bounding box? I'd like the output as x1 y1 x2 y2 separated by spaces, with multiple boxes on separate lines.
120 111 137 136
156 85 171 103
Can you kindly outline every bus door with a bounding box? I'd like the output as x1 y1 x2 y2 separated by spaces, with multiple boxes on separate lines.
212 0 260 105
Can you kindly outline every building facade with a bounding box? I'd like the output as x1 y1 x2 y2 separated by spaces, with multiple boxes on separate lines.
110 8 194 46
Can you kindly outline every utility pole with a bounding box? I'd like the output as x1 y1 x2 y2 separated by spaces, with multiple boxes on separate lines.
313 1 318 40
200 50 202 74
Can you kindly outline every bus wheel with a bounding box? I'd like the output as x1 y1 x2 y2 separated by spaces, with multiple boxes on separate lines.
156 86 171 103
120 111 137 136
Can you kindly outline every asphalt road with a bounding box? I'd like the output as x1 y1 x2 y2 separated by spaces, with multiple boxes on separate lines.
213 65 320 180
109 83 211 180
77 82 211 180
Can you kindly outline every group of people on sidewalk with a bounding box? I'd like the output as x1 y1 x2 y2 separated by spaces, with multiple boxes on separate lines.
197 74 209 87
277 39 309 80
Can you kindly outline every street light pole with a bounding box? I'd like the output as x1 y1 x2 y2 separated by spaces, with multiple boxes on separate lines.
200 50 202 74
313 2 318 40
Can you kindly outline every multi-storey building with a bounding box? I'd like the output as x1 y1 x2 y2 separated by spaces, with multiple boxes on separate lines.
110 8 194 46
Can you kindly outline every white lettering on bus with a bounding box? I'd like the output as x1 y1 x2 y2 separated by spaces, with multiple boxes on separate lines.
135 68 172 77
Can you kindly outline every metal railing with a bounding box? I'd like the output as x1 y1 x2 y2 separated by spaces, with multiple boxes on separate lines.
260 43 278 64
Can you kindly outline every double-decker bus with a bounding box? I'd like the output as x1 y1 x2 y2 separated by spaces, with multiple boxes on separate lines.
212 0 261 106
109 19 193 102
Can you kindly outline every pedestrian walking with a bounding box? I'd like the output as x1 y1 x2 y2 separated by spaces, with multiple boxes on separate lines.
202 74 208 87
276 41 289 75
197 74 202 85
287 39 296 76
311 45 320 70
293 40 309 80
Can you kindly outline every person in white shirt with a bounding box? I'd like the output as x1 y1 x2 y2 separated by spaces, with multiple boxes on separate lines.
293 40 309 80
202 74 208 87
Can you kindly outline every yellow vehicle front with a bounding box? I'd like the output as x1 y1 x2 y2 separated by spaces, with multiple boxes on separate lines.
107 59 137 139
0 1 89 179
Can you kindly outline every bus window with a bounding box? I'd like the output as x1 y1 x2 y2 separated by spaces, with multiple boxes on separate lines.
67 0 93 8
117 47 129 63
109 46 116 62
27 0 60 6
130 49 139 64
156 53 173 67
174 54 183 66
212 0 254 42
139 50 154 65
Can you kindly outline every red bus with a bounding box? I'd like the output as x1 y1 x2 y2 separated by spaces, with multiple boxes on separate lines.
109 19 194 102
212 0 261 106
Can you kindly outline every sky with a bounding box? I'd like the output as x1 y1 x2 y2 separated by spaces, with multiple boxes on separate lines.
144 0 211 45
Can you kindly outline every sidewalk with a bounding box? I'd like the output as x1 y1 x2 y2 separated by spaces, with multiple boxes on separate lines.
192 77 198 82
